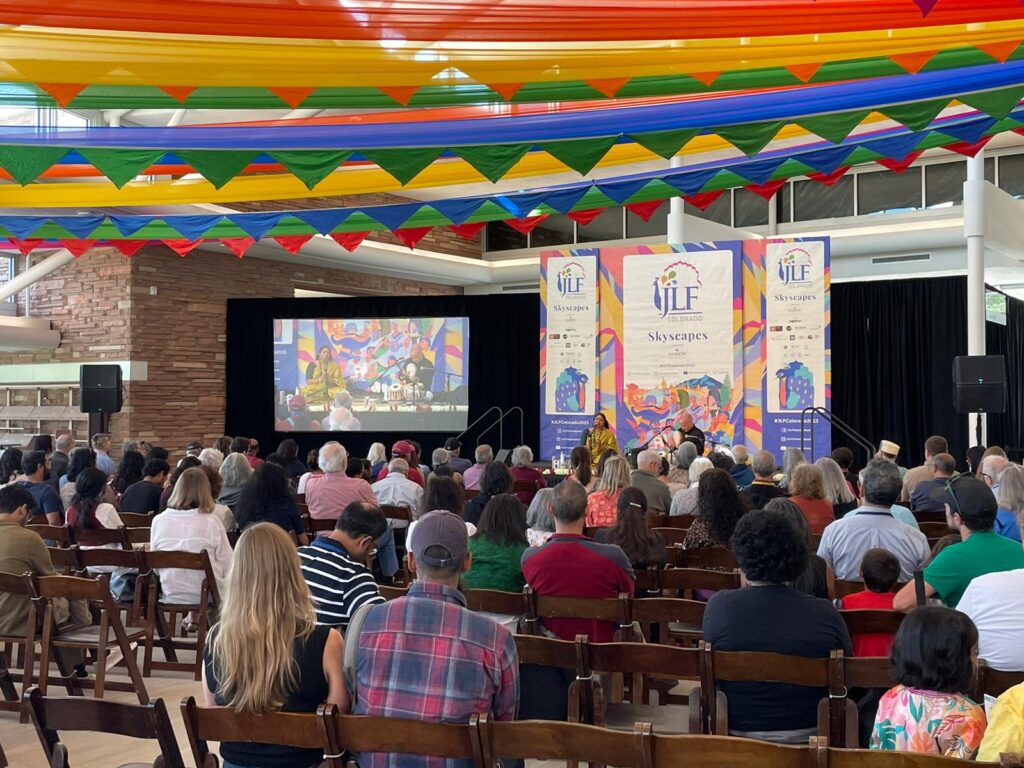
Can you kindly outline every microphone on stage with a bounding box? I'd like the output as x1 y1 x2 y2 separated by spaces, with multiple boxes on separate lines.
580 428 592 447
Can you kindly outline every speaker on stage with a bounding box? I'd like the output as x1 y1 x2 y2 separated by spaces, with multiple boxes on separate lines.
80 364 123 414
953 355 1006 414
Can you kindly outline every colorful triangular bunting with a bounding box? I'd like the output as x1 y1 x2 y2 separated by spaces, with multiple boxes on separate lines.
624 200 665 222
977 41 1021 64
539 136 618 175
0 146 70 185
36 83 87 108
176 150 261 189
744 179 787 200
683 190 725 210
362 147 444 185
272 235 315 254
807 167 851 186
454 144 532 183
566 209 607 227
503 215 549 235
880 98 951 132
785 62 823 83
889 51 936 75
79 148 166 188
110 240 147 258
162 239 202 257
378 86 420 106
330 231 370 252
159 86 197 104
226 212 284 241
690 72 721 87
448 222 487 240
488 83 525 102
220 237 255 258
876 151 925 173
57 239 98 258
629 129 699 160
269 87 317 109
269 150 351 191
10 239 43 256
945 135 995 158
393 227 433 249
587 78 630 98
960 87 1024 121
716 121 785 157
797 110 871 144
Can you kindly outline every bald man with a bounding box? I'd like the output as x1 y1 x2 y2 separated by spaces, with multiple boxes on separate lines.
630 449 672 516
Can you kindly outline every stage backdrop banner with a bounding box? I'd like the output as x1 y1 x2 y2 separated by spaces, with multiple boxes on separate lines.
600 243 745 456
539 249 600 461
761 238 831 458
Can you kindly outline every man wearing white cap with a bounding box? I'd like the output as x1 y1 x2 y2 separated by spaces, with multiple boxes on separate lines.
348 511 519 768
875 439 907 479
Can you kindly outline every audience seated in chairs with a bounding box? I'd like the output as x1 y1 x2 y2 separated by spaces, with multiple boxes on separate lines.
586 455 631 528
349 510 519 767
120 458 169 515
839 548 900 657
235 462 309 545
870 606 985 758
631 450 673 517
422 474 466 520
669 457 713 518
297 501 386 631
979 680 1024 761
216 452 253 511
683 468 747 558
702 508 851 744
740 450 784 510
568 446 595 493
787 464 834 536
816 457 858 519
66 467 125 566
463 493 528 593
150 467 233 631
464 459 513 527
595 486 668 572
523 481 634 642
525 487 555 547
764 498 832 600
203 522 348 768
508 445 546 506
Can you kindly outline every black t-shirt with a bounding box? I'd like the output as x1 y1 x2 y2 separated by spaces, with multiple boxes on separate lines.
120 480 164 514
702 584 851 732
204 624 331 768
740 482 785 511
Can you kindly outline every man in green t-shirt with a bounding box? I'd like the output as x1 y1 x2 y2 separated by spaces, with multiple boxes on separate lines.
894 474 1024 610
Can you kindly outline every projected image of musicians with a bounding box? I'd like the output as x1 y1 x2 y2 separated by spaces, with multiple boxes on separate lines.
304 344 346 402
398 344 435 390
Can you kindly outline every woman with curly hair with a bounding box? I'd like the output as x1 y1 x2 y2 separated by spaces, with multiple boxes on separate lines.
702 509 851 744
682 468 747 551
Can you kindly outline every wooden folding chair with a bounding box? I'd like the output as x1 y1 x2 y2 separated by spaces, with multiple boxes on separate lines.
77 547 148 627
653 528 688 546
476 714 652 768
323 709 486 768
33 573 148 703
45 547 84 577
305 515 338 538
513 479 541 496
649 730 822 768
825 744 990 768
25 686 184 768
657 567 741 600
976 660 1024 701
835 651 894 690
698 643 856 747
142 549 221 680
512 633 585 722
581 638 702 729
674 548 739 570
523 587 635 641
0 574 35 715
26 525 72 548
647 514 669 529
70 526 132 551
630 596 706 649
666 515 695 530
181 695 338 768
917 521 950 539
838 610 905 640
379 585 408 600
117 513 153 529
463 588 528 617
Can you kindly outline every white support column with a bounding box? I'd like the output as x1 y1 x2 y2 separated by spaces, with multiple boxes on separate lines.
668 155 685 244
0 250 76 303
965 150 987 445
767 194 779 237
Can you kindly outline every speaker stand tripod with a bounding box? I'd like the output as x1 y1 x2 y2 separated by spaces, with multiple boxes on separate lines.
973 411 984 448
88 411 111 438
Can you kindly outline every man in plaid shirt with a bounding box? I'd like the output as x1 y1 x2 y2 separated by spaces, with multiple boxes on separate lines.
352 510 520 768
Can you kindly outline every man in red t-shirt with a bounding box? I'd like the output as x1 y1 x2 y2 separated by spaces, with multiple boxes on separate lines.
841 548 900 657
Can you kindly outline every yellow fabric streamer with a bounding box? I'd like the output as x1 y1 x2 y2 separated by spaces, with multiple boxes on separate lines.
0 120 896 208
0 21 1020 88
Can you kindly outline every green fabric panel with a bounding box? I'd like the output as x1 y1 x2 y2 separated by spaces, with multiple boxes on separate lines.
362 147 444 185
796 110 871 144
960 87 1024 120
628 128 700 159
453 143 532 183
268 150 351 190
176 150 261 189
79 148 166 188
879 99 951 132
715 121 785 157
539 135 619 175
0 146 69 185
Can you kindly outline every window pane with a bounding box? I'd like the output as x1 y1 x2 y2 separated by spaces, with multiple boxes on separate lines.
925 160 966 208
793 176 854 221
576 207 624 243
685 191 731 226
985 157 995 184
733 188 770 227
626 203 668 238
998 154 1024 198
485 221 527 252
778 182 792 223
857 167 922 215
529 214 575 247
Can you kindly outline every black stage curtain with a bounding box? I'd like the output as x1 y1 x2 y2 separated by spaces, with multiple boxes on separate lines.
225 294 539 463
832 276 1024 471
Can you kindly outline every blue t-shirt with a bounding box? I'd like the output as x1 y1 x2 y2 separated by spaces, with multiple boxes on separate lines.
15 479 64 521
995 507 1022 542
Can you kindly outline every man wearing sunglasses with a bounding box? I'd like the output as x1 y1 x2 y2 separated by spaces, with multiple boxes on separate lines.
893 473 1024 611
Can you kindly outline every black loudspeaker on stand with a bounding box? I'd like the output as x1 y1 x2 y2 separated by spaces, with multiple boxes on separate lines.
953 355 1006 446
80 364 123 435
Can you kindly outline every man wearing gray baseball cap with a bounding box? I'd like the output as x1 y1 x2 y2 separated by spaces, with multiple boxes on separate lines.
348 511 519 767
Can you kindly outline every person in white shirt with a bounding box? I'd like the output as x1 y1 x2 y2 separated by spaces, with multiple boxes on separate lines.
150 467 232 613
957 565 1024 671
66 467 125 572
372 458 421 520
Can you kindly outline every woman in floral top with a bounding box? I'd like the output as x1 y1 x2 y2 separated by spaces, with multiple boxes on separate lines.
871 607 986 759
585 455 631 528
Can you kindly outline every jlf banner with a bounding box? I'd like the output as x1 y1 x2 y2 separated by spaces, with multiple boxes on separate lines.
762 238 831 457
539 249 599 460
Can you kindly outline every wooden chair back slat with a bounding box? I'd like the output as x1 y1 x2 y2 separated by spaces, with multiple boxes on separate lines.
630 597 706 627
666 515 695 530
25 687 185 768
463 589 526 616
26 526 71 547
328 713 482 762
976 660 1024 699
674 548 739 570
45 547 83 575
634 567 661 592
653 527 687 546
380 505 413 522
840 656 895 689
838 610 905 637
531 593 629 623
658 568 741 593
709 648 831 687
69 526 129 550
513 634 578 668
117 513 152 528
649 733 815 768
77 547 145 572
379 585 407 601
479 717 650 768
587 641 700 679
916 521 950 539
33 573 107 603
307 516 338 534
0 569 35 597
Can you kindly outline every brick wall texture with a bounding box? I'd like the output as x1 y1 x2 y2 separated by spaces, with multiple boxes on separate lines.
0 246 461 459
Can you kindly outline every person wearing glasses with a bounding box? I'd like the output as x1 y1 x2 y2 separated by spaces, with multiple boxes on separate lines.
893 473 1024 611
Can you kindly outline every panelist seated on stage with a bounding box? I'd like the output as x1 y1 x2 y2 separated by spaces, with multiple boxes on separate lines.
304 344 346 401
582 412 619 468
672 412 706 456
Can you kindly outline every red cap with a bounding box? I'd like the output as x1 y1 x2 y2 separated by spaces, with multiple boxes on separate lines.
392 440 414 457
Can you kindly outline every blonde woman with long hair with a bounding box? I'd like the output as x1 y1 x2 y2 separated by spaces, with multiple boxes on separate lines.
995 463 1024 542
203 523 348 768
585 454 632 527
815 457 858 518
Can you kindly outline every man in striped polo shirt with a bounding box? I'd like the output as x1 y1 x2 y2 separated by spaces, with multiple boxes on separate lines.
298 500 387 630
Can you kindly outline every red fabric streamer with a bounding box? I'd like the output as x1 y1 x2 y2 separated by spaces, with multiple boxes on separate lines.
944 135 994 158
807 167 851 186
683 190 725 210
448 222 487 240
624 199 666 222
10 239 43 256
272 235 315 254
110 240 147 258
876 151 925 173
393 227 434 249
566 208 608 226
744 179 787 200
503 215 549 235
330 231 370 252
220 237 255 258
162 239 202 257
58 239 98 257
